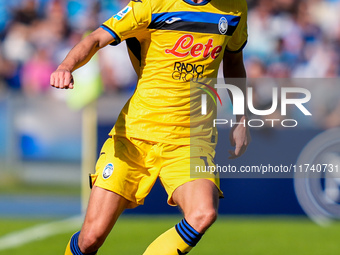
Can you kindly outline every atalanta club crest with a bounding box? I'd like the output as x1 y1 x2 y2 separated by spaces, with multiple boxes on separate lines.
219 17 228 35
103 163 114 179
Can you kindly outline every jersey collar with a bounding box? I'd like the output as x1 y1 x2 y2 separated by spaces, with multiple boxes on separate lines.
182 0 211 6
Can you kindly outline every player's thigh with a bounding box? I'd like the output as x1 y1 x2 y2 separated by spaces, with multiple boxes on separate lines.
159 144 221 231
159 144 222 206
172 178 220 215
80 135 153 243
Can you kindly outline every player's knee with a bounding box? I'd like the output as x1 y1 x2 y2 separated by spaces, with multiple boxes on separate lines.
78 231 105 253
187 208 218 232
200 208 218 227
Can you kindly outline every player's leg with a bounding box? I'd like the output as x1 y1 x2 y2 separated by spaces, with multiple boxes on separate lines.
65 185 129 254
65 135 160 254
172 178 219 233
143 141 221 255
79 185 129 253
142 179 219 255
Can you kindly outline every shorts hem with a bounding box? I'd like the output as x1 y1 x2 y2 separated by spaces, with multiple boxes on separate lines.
166 178 224 206
93 184 143 209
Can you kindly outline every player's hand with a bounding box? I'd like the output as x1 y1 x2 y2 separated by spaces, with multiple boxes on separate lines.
50 69 74 89
228 116 251 159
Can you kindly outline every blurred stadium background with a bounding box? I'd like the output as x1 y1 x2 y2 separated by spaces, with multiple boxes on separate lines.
0 0 340 254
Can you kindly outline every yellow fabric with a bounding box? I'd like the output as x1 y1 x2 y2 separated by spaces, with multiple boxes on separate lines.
101 0 248 145
91 135 222 208
143 226 192 255
64 240 73 255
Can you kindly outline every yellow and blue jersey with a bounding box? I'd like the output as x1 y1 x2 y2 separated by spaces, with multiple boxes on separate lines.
100 0 248 145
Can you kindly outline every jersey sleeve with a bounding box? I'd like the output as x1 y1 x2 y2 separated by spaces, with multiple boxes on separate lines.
100 0 152 45
225 1 248 53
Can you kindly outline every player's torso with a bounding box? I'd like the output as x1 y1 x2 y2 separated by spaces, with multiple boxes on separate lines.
133 0 243 93
113 0 246 143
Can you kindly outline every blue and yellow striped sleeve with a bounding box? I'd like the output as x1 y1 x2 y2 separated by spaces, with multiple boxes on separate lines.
100 0 151 45
225 0 248 53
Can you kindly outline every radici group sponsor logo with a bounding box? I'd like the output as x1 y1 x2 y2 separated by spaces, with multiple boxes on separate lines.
197 81 312 128
172 62 205 82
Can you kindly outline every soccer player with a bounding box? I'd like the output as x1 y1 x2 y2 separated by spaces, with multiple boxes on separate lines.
50 0 250 254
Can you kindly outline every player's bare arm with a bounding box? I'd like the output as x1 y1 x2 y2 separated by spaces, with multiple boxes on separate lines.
223 50 251 159
50 27 114 89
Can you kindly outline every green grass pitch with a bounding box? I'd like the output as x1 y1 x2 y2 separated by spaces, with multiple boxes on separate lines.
0 216 339 255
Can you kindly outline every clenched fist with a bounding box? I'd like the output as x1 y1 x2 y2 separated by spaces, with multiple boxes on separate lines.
50 69 74 89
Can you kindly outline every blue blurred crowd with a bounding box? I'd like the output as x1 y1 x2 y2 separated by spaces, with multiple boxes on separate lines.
245 0 340 78
0 0 339 96
0 0 133 96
